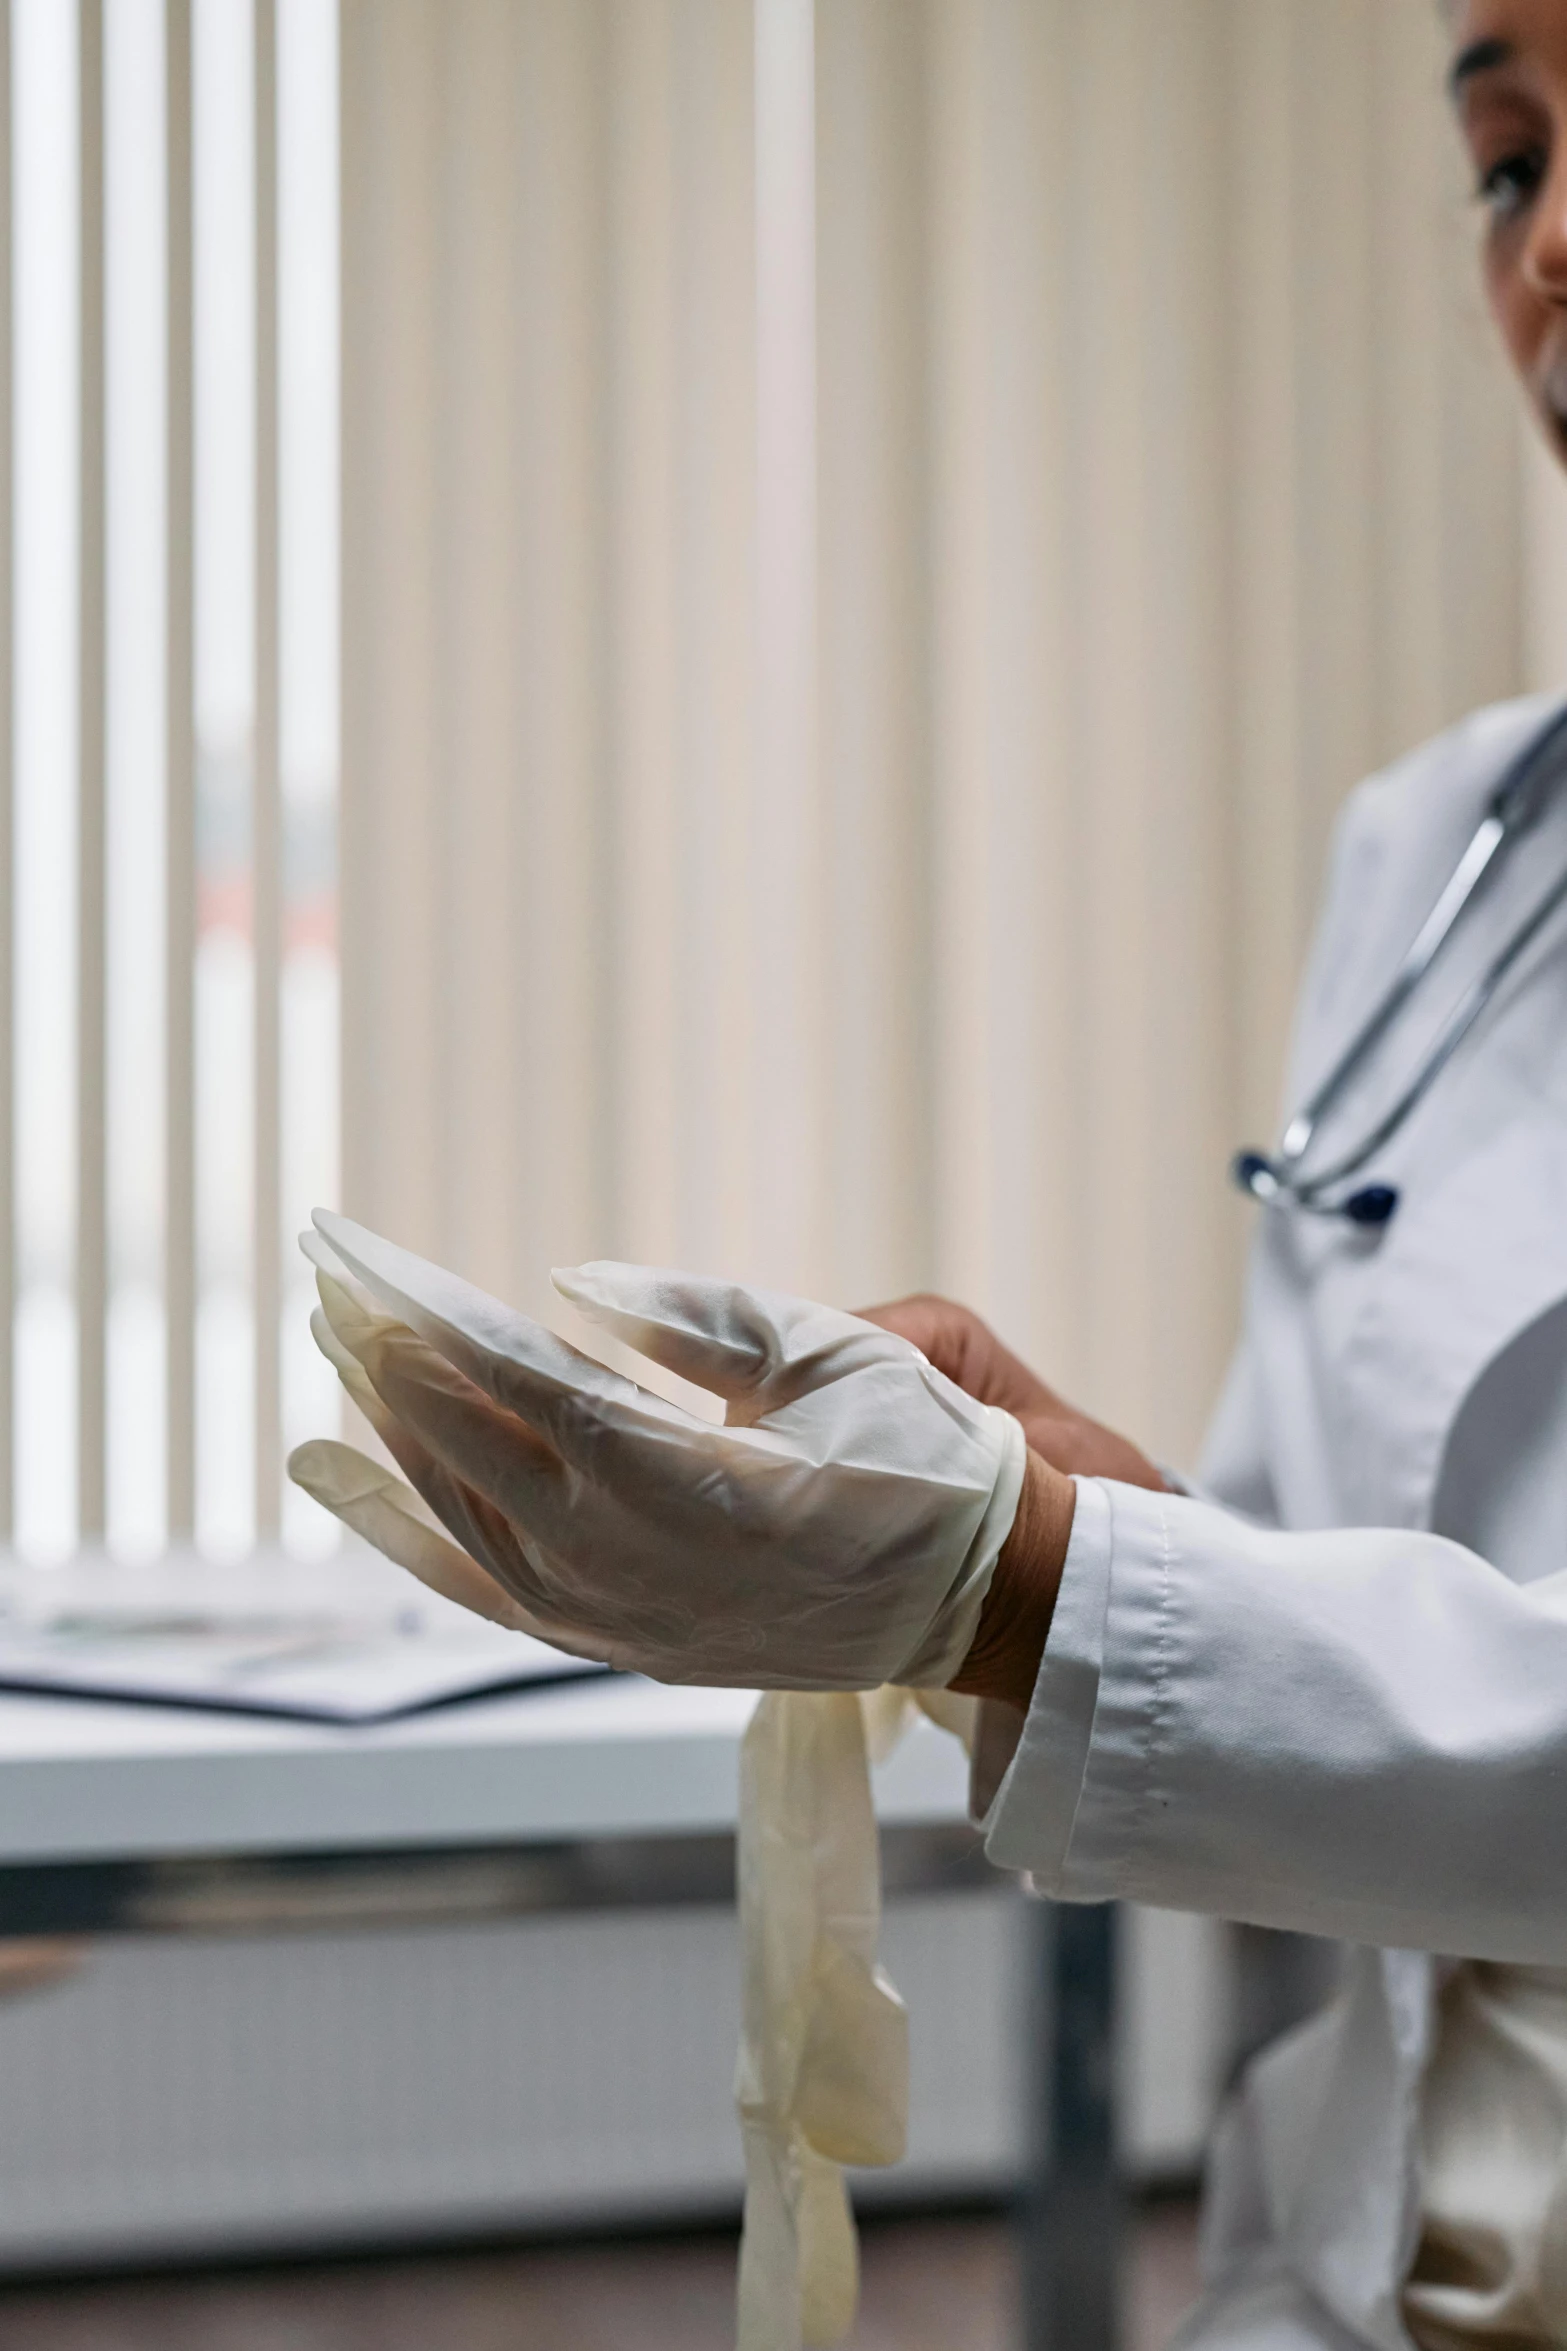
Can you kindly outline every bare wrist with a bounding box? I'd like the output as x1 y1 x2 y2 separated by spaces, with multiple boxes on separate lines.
948 1449 1075 1710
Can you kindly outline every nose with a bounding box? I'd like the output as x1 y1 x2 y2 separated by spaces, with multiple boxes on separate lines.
1522 149 1567 307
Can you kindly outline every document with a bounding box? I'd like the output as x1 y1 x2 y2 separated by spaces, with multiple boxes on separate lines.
0 1551 610 1723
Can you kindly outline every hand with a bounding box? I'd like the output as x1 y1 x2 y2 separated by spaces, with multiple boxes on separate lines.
855 1294 1167 1491
288 1215 1032 1695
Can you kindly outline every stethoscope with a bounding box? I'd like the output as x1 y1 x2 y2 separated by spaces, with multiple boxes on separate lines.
1232 704 1567 1228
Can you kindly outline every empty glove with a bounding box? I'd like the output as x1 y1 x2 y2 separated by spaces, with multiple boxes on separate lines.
735 1684 975 2351
287 1210 1027 1693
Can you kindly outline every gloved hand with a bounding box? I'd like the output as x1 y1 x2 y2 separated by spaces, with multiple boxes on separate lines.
857 1290 1167 1491
287 1211 1027 1693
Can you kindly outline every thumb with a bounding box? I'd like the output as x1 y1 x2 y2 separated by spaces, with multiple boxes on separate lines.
551 1262 883 1409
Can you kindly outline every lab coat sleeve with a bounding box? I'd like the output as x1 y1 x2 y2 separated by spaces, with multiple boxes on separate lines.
972 1479 1113 1859
985 1477 1567 1962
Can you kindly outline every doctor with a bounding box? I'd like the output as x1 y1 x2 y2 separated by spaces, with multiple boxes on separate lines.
868 4 1567 2341
289 4 1567 2344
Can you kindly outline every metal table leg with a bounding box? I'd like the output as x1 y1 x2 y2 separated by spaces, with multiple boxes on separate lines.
1020 1897 1121 2351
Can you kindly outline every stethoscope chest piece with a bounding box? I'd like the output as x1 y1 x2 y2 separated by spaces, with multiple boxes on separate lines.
1231 1151 1399 1228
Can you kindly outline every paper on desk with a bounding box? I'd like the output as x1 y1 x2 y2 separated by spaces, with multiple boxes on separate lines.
0 1554 610 1724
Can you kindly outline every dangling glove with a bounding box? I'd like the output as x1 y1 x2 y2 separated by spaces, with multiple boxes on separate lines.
734 1684 976 2351
287 1211 1026 1694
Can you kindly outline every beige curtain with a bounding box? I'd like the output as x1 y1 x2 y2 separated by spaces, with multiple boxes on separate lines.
341 0 1534 1468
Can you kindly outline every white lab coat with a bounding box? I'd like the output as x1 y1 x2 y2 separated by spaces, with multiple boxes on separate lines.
984 688 1567 2350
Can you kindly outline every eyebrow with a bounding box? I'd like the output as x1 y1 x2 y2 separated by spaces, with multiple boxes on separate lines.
1448 36 1515 99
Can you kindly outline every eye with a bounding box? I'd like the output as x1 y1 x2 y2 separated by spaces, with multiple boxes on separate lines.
1478 145 1548 221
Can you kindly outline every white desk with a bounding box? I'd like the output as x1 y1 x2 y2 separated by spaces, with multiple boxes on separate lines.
0 1676 970 1868
0 1675 1118 2347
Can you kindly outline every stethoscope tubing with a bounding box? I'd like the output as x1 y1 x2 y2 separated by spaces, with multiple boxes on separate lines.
1235 701 1567 1222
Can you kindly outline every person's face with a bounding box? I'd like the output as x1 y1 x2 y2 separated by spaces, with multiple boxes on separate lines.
1450 1 1567 462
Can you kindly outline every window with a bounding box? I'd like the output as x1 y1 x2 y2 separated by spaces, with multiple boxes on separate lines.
10 0 339 1565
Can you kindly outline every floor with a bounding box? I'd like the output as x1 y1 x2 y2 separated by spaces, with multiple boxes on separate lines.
0 2200 1201 2350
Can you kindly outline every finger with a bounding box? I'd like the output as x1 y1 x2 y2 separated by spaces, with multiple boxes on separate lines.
854 1294 951 1360
359 1303 803 1618
310 1231 591 1514
311 1298 480 1535
359 1334 725 1673
311 1306 505 1567
310 1304 391 1429
856 1294 1055 1420
363 1328 568 1524
312 1285 446 1472
310 1319 579 1629
375 1400 566 1626
312 1209 703 1453
551 1260 891 1413
298 1225 378 1314
313 1265 408 1369
286 1440 540 1632
286 1442 617 1671
312 1270 531 1509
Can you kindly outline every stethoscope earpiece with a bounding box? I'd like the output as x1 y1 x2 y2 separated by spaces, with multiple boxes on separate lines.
1231 1150 1281 1203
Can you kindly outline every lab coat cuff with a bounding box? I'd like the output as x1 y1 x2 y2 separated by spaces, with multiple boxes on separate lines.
981 1477 1112 1882
1041 1478 1186 1904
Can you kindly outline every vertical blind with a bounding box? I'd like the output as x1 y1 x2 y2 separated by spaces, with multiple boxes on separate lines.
4 0 1565 1568
7 0 338 1565
341 0 1548 1474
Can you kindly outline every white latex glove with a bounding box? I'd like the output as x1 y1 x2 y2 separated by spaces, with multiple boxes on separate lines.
736 1686 975 2351
287 1211 1026 1693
